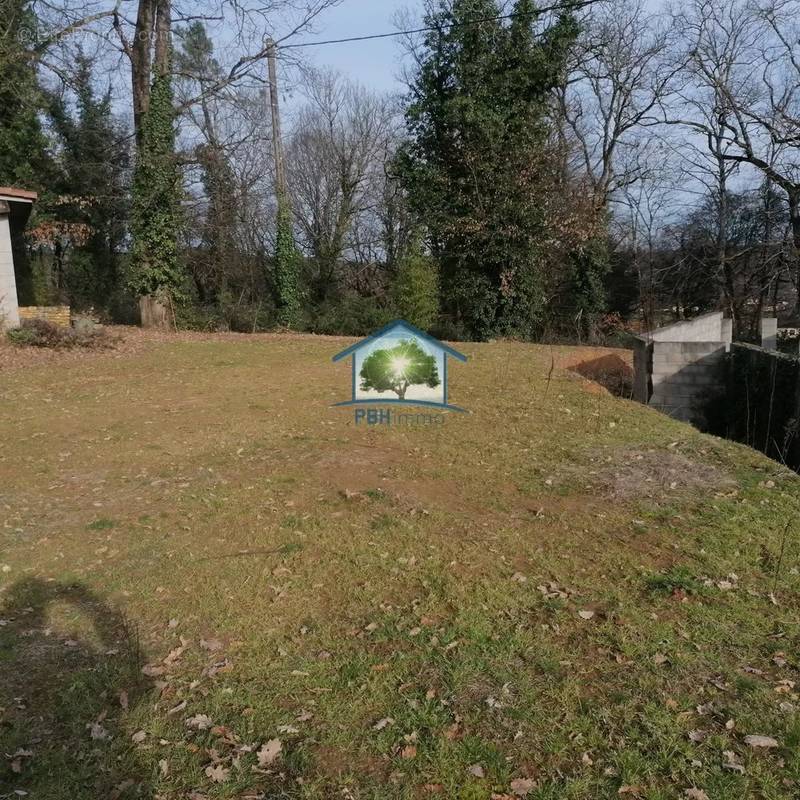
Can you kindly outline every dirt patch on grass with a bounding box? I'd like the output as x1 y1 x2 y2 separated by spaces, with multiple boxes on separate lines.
588 447 737 501
388 476 478 516
312 744 388 782
314 445 499 518
314 444 402 494
568 353 634 397
553 345 632 371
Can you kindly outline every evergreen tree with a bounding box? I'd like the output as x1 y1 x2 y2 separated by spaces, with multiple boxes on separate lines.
0 0 51 188
48 52 130 308
0 1 60 305
398 0 578 340
393 240 440 331
567 238 610 341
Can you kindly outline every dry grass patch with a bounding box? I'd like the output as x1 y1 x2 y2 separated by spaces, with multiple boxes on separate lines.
586 446 739 501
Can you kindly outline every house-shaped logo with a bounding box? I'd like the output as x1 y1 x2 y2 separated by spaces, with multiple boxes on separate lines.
332 320 468 412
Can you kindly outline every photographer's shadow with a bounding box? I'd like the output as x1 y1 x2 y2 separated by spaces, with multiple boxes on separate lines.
0 578 154 798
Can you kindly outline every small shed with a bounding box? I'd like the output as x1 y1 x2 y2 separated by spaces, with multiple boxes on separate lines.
0 186 38 329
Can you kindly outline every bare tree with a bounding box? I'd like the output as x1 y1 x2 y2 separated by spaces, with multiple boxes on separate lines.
285 70 396 300
667 0 800 314
556 0 670 212
616 148 682 328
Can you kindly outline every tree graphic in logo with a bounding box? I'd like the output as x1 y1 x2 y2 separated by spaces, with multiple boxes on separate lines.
359 339 440 400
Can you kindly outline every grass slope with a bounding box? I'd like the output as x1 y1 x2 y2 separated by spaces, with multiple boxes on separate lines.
0 334 798 800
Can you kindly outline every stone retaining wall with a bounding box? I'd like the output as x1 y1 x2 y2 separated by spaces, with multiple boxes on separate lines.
18 306 71 327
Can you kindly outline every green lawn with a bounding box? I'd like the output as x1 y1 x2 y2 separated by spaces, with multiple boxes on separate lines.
0 332 798 799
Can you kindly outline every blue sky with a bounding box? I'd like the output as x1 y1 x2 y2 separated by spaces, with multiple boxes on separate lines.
298 0 416 93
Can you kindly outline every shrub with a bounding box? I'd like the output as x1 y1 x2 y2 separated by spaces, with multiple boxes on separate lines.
392 251 439 331
777 328 799 355
9 319 66 348
305 296 396 337
429 315 471 343
175 299 276 333
6 318 115 350
218 292 276 333
174 303 228 332
6 326 39 347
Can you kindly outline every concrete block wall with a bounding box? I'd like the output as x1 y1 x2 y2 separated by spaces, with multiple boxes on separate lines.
18 306 71 327
760 317 778 351
0 213 20 329
650 341 727 424
632 313 784 429
649 311 730 344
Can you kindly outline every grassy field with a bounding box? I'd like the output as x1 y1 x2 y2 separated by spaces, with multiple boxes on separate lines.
1 331 799 800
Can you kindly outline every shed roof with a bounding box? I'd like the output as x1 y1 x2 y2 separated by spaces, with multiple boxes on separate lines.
0 187 38 203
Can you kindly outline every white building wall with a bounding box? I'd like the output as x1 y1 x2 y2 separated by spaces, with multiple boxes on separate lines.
0 213 20 329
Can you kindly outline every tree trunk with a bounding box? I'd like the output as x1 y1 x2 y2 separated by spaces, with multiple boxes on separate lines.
790 192 800 318
718 180 736 329
153 0 171 77
131 0 156 146
139 295 172 329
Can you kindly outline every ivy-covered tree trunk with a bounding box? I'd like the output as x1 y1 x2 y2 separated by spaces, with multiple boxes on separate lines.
128 0 182 328
274 195 301 327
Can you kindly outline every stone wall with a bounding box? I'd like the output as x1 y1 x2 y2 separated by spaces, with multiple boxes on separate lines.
649 341 728 425
18 306 71 327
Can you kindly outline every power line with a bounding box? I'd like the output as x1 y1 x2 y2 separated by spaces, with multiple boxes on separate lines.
278 0 598 50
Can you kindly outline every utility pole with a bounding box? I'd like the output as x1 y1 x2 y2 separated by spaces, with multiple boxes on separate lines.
265 37 287 198
265 36 300 328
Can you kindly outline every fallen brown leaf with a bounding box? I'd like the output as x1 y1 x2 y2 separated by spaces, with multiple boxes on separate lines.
257 738 282 767
510 777 536 797
400 744 417 759
185 714 213 730
204 764 229 783
744 734 779 748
